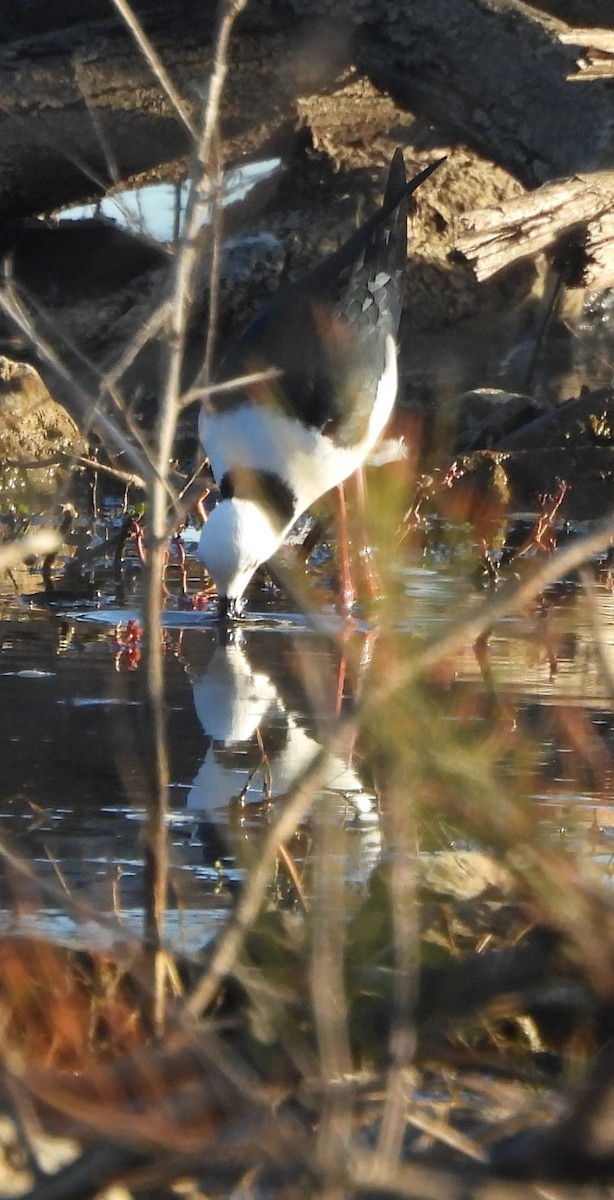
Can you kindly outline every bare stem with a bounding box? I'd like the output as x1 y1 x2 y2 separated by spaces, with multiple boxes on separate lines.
110 0 198 139
375 766 419 1167
139 0 249 1031
310 796 354 1200
140 542 171 1035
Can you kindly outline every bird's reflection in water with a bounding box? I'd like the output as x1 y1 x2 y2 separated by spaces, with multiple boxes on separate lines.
182 625 381 891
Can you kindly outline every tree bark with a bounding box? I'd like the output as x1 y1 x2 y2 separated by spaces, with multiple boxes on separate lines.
530 0 614 26
455 173 614 290
0 0 349 223
0 0 614 226
559 26 614 77
349 0 614 187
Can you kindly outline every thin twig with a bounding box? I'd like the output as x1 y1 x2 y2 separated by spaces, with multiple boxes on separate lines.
162 0 250 452
310 794 354 1193
179 366 281 409
140 0 249 1032
13 279 161 473
349 1149 464 1200
103 297 171 393
201 133 224 390
74 57 122 188
5 449 147 491
0 284 153 485
404 1107 486 1163
523 270 565 395
110 0 198 139
1 455 64 471
375 762 420 1168
0 103 113 203
72 455 146 490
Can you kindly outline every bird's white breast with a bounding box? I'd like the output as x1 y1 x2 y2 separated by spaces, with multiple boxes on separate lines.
200 334 398 517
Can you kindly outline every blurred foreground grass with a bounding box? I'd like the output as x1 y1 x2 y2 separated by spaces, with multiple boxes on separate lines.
1 2 614 1183
2 447 614 1200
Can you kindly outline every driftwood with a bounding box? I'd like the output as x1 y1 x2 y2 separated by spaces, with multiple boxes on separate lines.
0 0 348 224
349 0 614 186
2 0 614 446
1 0 614 225
560 27 614 78
454 172 614 290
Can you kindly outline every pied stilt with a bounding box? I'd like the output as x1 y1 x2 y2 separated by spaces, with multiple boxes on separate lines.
197 150 443 619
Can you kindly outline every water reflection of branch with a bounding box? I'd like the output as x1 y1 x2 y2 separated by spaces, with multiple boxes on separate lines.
0 836 132 941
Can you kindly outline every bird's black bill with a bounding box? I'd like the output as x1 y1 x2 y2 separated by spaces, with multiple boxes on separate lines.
303 151 446 296
217 595 247 622
393 154 447 210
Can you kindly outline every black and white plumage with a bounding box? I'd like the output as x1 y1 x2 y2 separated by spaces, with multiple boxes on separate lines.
197 150 442 618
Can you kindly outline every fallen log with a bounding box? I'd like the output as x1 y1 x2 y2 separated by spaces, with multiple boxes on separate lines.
454 172 614 290
1 0 614 226
560 26 614 78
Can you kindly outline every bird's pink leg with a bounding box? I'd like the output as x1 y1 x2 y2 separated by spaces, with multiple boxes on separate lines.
353 466 383 604
335 483 356 618
194 489 210 526
335 468 384 616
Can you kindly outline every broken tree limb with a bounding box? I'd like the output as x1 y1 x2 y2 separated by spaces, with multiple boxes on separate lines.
2 0 614 225
352 0 614 187
560 27 614 78
454 172 614 289
0 0 347 223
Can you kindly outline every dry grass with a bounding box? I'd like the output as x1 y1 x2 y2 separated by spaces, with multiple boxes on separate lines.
2 2 614 1198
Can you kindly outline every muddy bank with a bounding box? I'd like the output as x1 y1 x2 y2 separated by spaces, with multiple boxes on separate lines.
0 358 80 511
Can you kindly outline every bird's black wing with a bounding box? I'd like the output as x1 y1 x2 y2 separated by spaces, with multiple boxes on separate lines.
211 154 443 438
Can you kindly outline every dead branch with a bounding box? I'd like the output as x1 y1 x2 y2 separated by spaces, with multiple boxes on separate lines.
2 0 614 227
560 27 614 78
455 171 614 288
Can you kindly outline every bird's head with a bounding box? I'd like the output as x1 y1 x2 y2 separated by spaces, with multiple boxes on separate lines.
197 497 282 620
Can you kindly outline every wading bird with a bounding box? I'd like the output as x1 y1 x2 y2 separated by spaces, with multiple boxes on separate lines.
198 150 443 619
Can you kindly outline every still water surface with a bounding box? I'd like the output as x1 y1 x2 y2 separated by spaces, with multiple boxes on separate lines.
1 562 614 952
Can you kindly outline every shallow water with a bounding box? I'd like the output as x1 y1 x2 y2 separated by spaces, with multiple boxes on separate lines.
0 581 384 950
1 553 614 952
60 160 281 243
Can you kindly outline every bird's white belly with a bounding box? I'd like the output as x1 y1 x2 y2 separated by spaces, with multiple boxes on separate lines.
201 335 398 516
